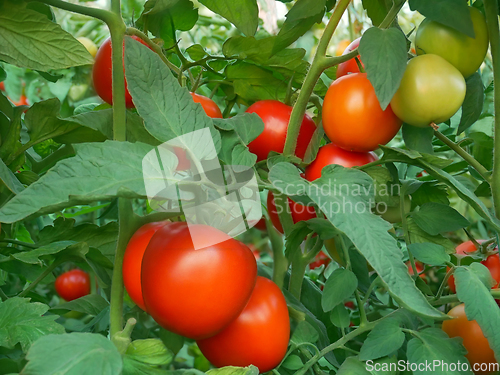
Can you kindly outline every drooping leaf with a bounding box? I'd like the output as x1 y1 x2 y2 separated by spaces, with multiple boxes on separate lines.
198 0 259 36
458 73 484 134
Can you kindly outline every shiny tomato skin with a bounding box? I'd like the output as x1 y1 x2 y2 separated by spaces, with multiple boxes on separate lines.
55 269 91 302
197 276 290 373
336 38 363 78
245 100 316 161
267 192 316 234
442 304 497 374
141 222 258 340
190 92 223 118
415 7 489 78
390 54 466 128
323 73 402 152
305 143 377 181
92 36 151 108
309 251 330 269
122 221 170 311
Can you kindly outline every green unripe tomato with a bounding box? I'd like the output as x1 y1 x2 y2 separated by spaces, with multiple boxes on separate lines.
415 7 488 78
374 196 411 223
390 54 466 128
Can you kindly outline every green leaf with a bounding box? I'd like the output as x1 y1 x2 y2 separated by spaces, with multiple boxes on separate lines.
12 240 77 264
269 163 446 320
198 0 258 36
407 217 455 253
282 355 304 370
455 264 500 360
0 4 93 71
206 366 259 375
469 131 494 171
359 319 405 360
408 243 450 266
362 0 391 26
402 124 434 154
291 321 319 344
406 328 472 375
272 0 325 54
358 27 408 110
21 333 122 375
0 298 64 352
409 0 475 38
322 268 358 312
213 113 264 144
458 73 484 134
329 304 350 329
122 358 169 375
186 44 208 60
126 339 173 366
0 141 154 223
411 202 470 235
50 294 109 316
124 37 221 150
411 182 449 206
0 157 24 194
159 329 184 356
337 357 371 375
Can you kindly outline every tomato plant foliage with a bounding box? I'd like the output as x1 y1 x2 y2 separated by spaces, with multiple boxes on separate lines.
0 0 500 374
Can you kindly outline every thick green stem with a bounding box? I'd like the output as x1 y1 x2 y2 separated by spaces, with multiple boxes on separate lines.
401 193 418 278
266 219 288 290
109 27 127 141
0 239 37 249
274 193 294 236
283 0 352 157
18 259 62 297
434 130 491 182
109 199 138 340
33 0 114 23
484 0 500 219
431 289 500 306
289 256 308 300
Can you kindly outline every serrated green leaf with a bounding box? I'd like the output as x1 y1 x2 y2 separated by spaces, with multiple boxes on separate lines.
206 366 259 375
359 319 405 360
12 241 77 264
407 217 455 253
198 0 258 36
126 339 173 366
322 268 358 312
291 321 319 344
402 124 434 154
458 73 484 134
50 294 109 316
408 243 450 266
411 202 470 235
329 304 350 329
337 357 371 375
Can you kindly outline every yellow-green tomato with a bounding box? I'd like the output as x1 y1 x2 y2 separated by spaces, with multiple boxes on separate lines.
415 7 488 78
390 54 466 128
77 37 97 58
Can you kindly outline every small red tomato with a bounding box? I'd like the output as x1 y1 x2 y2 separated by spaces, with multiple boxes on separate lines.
344 301 355 310
197 276 290 373
122 221 170 310
309 251 330 269
253 218 267 231
305 143 378 181
336 38 363 79
190 92 223 118
141 222 257 339
407 261 426 281
0 82 4 91
55 269 91 302
245 100 316 162
92 36 151 108
322 73 402 152
267 192 316 234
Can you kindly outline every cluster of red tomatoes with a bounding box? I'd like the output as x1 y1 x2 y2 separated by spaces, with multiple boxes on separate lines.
122 221 290 373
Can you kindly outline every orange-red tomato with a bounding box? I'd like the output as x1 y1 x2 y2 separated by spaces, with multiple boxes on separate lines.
336 38 363 78
305 143 377 181
267 191 316 234
122 221 169 310
92 36 151 108
197 276 290 373
0 82 4 91
407 261 426 281
190 92 223 118
245 100 316 162
309 251 330 269
55 269 90 302
442 304 497 375
141 222 257 339
322 73 402 152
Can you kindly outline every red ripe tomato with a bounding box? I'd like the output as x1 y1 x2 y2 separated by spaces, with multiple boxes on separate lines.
442 304 497 375
55 269 91 302
0 82 4 91
253 218 267 231
407 261 426 281
197 276 290 373
92 36 151 108
141 222 257 339
323 73 402 152
122 221 169 311
190 92 222 118
336 38 363 79
309 251 330 269
344 301 355 310
267 191 316 234
245 100 316 162
305 143 377 181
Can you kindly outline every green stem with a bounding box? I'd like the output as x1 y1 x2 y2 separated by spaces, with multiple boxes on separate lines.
0 239 37 249
289 254 308 300
283 0 352 157
434 130 491 182
109 199 140 341
431 289 500 306
18 259 62 297
75 19 102 38
378 0 405 29
434 267 454 301
0 288 8 301
109 24 127 142
126 28 181 74
33 0 114 23
401 193 418 278
362 276 380 305
274 193 294 236
266 218 288 290
355 290 368 325
29 145 75 174
484 0 500 219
